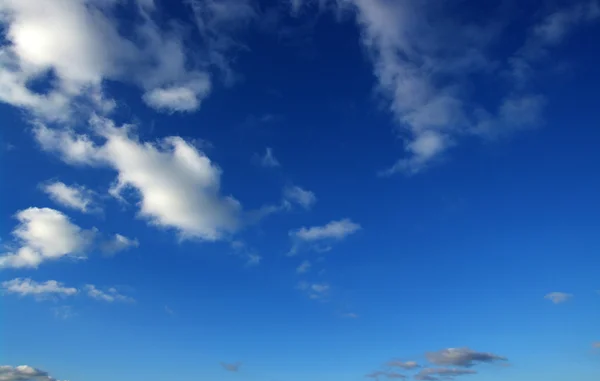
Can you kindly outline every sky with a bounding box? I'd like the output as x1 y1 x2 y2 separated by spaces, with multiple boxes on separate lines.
0 0 599 380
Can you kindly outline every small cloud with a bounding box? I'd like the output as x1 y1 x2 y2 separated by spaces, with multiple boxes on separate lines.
387 360 419 370
425 348 507 367
41 181 100 214
220 362 241 372
296 260 311 274
297 281 330 301
246 253 262 266
288 219 361 256
415 367 476 381
258 147 281 168
0 365 62 381
284 185 316 209
53 305 76 320
101 234 139 256
85 285 135 303
544 292 573 304
366 371 406 380
2 278 78 300
342 312 359 319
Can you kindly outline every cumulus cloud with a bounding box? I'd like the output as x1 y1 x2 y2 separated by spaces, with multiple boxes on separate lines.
544 292 573 304
35 117 241 241
415 367 476 381
0 365 63 381
284 185 316 209
0 207 95 269
101 234 139 256
1 278 78 299
220 362 242 372
258 147 281 168
0 0 257 120
425 348 507 367
84 285 135 303
41 181 99 213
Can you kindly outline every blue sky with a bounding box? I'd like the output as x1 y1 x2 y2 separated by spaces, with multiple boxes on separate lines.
1 0 599 380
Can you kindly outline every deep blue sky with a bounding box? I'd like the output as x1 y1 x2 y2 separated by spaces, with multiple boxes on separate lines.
1 1 599 381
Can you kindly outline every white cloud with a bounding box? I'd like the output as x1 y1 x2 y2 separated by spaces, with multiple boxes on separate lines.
425 348 507 367
0 365 62 381
258 147 281 168
297 281 330 300
415 367 476 381
142 77 211 113
291 218 361 241
0 0 257 120
0 207 95 269
84 285 134 303
339 0 600 174
41 181 98 213
387 360 419 370
35 117 242 241
284 185 316 209
544 292 573 304
296 260 311 273
1 278 78 299
101 234 139 255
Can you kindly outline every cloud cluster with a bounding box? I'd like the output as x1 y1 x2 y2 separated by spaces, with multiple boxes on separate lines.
0 365 63 381
0 0 256 119
2 278 134 303
297 281 330 300
366 348 506 381
35 117 241 241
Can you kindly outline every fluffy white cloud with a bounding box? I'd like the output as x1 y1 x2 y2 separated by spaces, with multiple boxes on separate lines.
291 218 361 241
0 207 95 269
284 185 316 209
425 348 507 367
84 285 134 303
0 365 62 381
0 0 257 120
544 292 573 304
35 117 241 241
41 181 98 213
101 234 139 255
1 278 78 299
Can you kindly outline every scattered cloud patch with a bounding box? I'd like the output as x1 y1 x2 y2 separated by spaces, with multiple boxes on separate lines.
143 77 211 113
101 234 139 256
258 147 281 168
0 207 95 269
296 260 311 274
0 365 62 381
1 278 77 299
387 360 419 370
53 305 76 320
297 281 330 300
85 285 135 303
544 292 573 304
288 218 361 255
41 181 99 213
366 371 406 380
415 367 476 381
425 348 507 367
220 362 242 372
284 185 316 209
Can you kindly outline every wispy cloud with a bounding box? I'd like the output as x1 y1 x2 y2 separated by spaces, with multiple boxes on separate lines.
544 292 573 304
258 147 281 168
220 362 242 372
85 285 135 303
101 234 139 256
41 181 100 214
296 260 312 274
284 185 317 210
425 348 507 367
288 218 361 255
1 278 78 299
